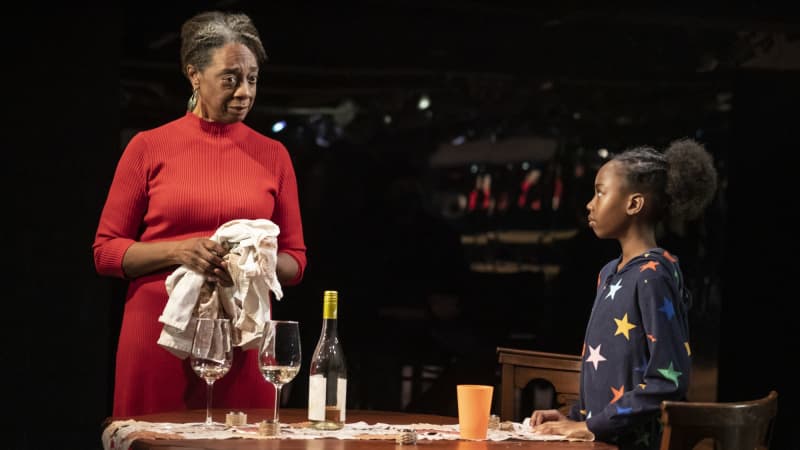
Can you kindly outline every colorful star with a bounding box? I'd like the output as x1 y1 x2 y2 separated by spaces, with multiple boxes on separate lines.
586 410 592 419
659 297 675 320
640 261 659 272
638 383 646 390
647 334 657 342
634 356 647 373
606 279 623 300
658 362 683 387
684 342 692 356
664 250 677 263
615 405 632 415
635 431 651 446
614 313 637 340
586 344 607 370
610 385 625 404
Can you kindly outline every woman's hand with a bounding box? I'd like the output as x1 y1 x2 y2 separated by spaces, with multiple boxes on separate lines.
173 238 233 286
121 237 232 285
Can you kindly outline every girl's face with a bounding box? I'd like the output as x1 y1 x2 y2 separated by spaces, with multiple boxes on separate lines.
190 43 259 124
586 160 632 239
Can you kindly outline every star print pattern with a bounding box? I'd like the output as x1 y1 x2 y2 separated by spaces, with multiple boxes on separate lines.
606 279 623 300
570 248 691 450
633 356 647 373
614 313 637 340
586 344 607 370
610 385 625 403
640 261 659 272
657 362 682 387
658 297 675 320
635 430 651 446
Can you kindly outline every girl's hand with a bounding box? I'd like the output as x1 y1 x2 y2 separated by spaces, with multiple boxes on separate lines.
529 409 567 426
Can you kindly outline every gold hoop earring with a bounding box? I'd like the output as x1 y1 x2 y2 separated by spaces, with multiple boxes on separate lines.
187 89 198 111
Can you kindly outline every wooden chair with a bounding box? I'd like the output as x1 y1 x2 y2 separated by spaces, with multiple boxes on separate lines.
496 347 582 421
659 390 778 450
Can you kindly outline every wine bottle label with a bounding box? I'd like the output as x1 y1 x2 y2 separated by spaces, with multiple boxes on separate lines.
337 377 347 421
308 374 326 421
308 374 348 422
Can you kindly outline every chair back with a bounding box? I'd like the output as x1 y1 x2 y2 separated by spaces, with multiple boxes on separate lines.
659 390 778 450
496 347 581 421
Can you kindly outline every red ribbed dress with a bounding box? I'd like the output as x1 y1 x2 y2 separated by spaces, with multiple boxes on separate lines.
93 112 307 416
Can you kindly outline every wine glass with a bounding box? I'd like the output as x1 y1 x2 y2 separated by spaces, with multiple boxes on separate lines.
190 317 234 429
259 320 302 427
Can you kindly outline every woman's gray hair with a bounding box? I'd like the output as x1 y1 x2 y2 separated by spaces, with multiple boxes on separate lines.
180 11 267 78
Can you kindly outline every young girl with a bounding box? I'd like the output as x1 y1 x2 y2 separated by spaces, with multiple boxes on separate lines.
530 139 718 449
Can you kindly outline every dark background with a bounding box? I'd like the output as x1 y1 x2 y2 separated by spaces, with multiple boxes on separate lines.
10 2 799 449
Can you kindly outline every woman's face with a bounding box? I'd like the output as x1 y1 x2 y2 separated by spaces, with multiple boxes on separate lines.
586 160 631 239
191 42 258 124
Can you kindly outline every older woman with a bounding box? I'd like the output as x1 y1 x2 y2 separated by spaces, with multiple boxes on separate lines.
94 10 307 416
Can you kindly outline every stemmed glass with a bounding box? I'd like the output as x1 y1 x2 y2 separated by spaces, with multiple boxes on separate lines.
190 317 234 429
259 320 302 428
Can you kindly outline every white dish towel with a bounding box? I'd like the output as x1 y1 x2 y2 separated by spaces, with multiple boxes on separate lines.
157 218 283 359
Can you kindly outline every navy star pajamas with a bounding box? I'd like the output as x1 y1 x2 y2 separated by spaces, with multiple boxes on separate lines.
570 248 691 449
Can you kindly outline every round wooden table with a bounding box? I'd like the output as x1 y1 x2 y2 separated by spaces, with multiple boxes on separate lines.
106 408 618 449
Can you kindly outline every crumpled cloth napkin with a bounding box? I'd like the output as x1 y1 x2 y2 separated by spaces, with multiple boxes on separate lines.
157 218 282 358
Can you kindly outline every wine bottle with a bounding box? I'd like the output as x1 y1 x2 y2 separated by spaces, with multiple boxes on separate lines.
308 290 347 430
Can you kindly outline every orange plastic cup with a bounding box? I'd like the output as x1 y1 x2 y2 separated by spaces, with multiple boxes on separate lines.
457 384 494 440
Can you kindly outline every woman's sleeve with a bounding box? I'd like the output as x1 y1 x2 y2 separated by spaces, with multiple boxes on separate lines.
272 146 307 285
92 134 150 279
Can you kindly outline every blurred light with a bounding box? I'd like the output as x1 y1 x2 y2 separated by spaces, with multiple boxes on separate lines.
572 112 581 120
332 99 358 127
451 135 466 146
521 161 531 171
598 148 609 159
470 164 479 174
383 114 392 124
716 92 733 112
315 135 330 148
271 120 287 133
417 94 431 110
615 116 632 126
539 80 554 91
